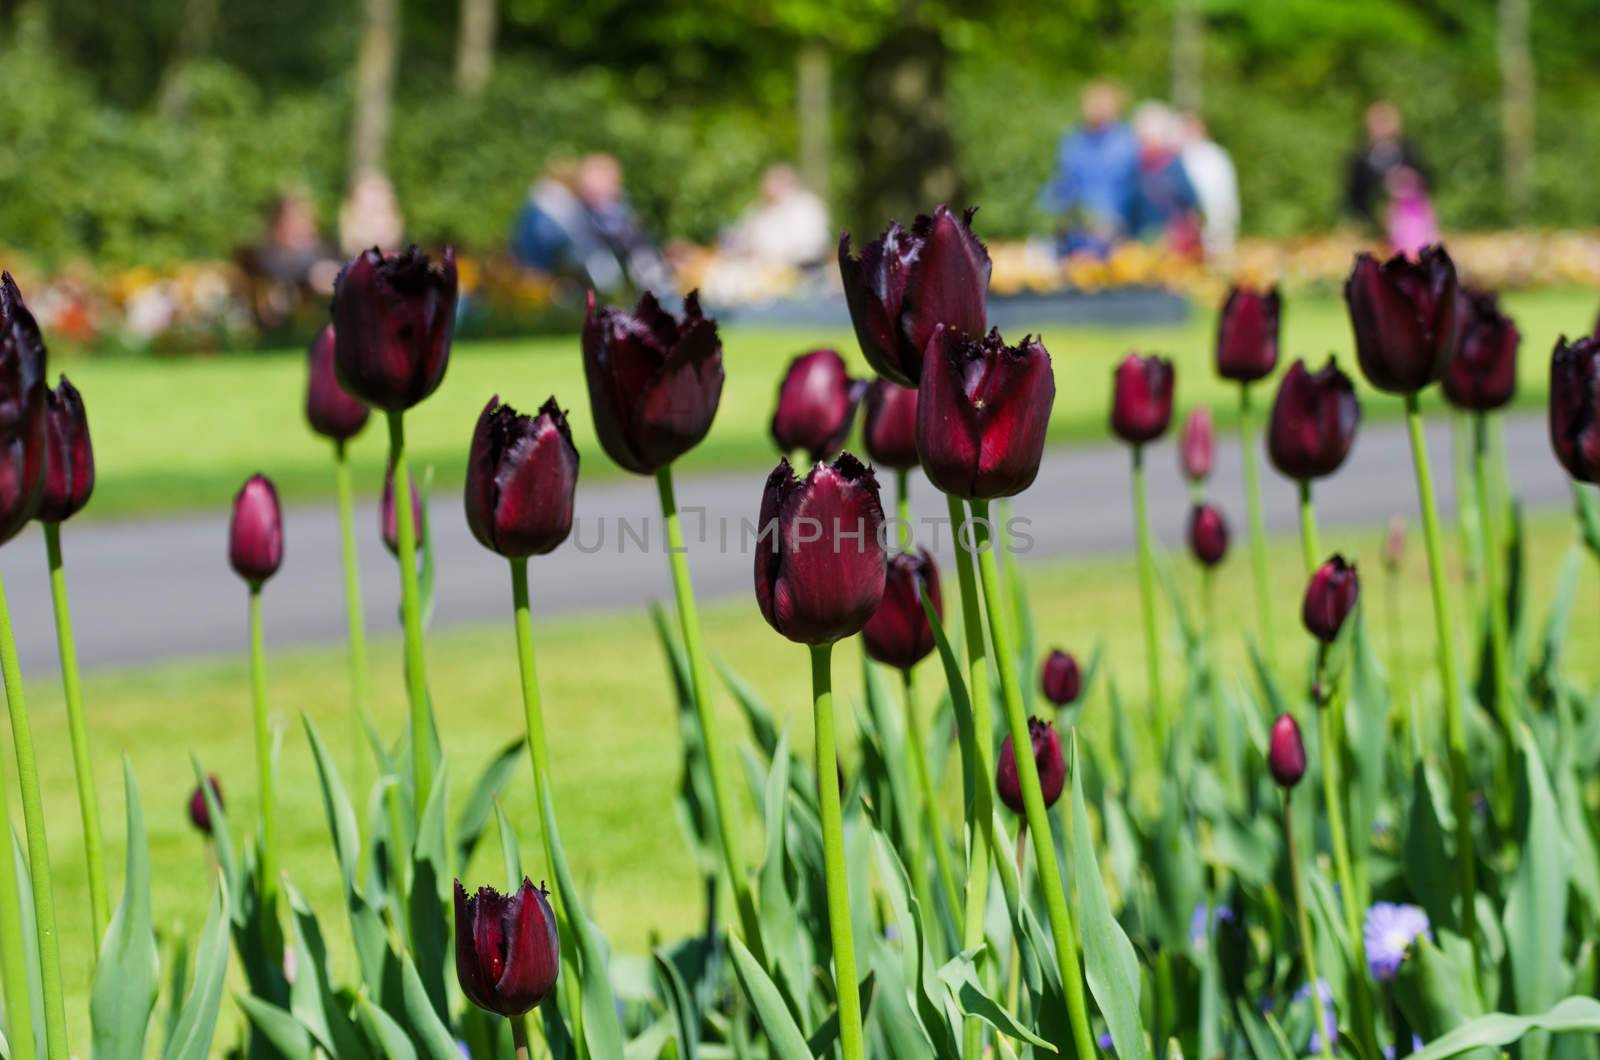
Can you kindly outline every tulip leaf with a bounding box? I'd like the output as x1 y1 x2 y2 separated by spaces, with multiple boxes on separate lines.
1392 934 1485 1042
727 934 812 1060
285 880 370 1060
397 949 465 1060
407 761 452 1024
650 604 719 879
160 873 231 1060
1407 997 1600 1060
654 948 700 1060
1573 484 1600 562
714 654 781 761
234 994 315 1059
936 949 1054 1051
1234 998 1293 1060
758 730 809 1017
454 737 522 875
90 760 160 1060
354 992 418 1060
1504 728 1570 1060
493 798 523 891
1404 762 1456 934
919 584 978 824
870 831 961 1060
1345 612 1389 854
188 755 237 905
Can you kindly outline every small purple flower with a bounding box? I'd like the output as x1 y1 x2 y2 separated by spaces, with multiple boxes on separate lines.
1383 1036 1425 1060
1188 901 1235 950
1294 979 1337 1053
1097 1032 1114 1050
1364 902 1429 982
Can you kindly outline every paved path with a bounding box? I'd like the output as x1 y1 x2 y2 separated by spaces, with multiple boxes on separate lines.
0 412 1571 674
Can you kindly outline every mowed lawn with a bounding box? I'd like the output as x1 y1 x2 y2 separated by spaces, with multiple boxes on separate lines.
59 286 1599 518
17 503 1600 1043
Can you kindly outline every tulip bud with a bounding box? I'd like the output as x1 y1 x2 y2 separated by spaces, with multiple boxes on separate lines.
862 379 919 471
1344 246 1462 395
1215 285 1281 382
332 246 458 411
1442 289 1518 412
465 396 579 558
839 205 991 387
996 717 1065 815
862 549 942 671
229 474 283 584
1383 515 1406 573
305 324 370 442
1179 407 1214 482
0 272 50 544
1550 335 1600 483
380 465 423 557
1188 503 1229 567
1267 358 1360 481
38 375 93 523
1268 713 1307 789
1303 555 1359 643
1040 649 1081 707
188 775 223 835
1110 352 1175 446
917 326 1054 499
454 878 560 1017
770 349 865 462
754 454 887 645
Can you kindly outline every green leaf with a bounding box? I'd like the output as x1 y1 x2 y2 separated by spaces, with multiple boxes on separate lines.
1504 729 1571 1060
654 948 700 1060
935 949 1054 1052
758 730 808 1016
354 992 418 1060
493 798 523 891
727 935 812 1060
188 755 237 905
398 950 467 1060
1409 997 1600 1060
90 760 160 1060
285 880 370 1060
160 874 231 1060
234 995 315 1059
919 584 979 824
408 761 452 1023
454 738 523 874
715 654 781 761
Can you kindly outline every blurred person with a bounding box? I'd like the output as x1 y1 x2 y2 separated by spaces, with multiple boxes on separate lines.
1385 166 1439 258
1344 101 1431 231
575 152 673 293
339 171 405 256
510 158 602 278
1040 80 1139 257
238 190 340 329
1178 112 1239 262
721 164 831 270
1128 101 1200 256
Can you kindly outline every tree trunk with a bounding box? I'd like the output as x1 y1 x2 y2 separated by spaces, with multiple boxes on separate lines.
796 41 832 200
350 0 399 183
1170 0 1203 114
454 0 497 96
854 26 959 230
1498 0 1535 219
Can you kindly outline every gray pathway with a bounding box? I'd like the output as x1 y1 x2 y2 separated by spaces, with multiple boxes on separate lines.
0 412 1571 674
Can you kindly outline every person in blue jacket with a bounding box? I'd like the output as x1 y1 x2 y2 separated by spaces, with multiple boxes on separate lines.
1040 81 1139 257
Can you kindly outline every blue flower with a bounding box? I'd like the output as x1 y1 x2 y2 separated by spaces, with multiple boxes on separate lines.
1363 902 1430 982
1294 979 1337 1053
1188 901 1236 951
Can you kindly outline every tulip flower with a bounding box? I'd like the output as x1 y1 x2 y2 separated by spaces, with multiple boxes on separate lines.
0 272 49 544
995 717 1065 815
466 397 579 558
838 205 991 387
1303 555 1359 644
332 246 458 412
1268 713 1306 788
1442 289 1518 413
36 376 92 524
916 326 1054 499
454 879 561 1020
380 465 424 558
1188 503 1229 567
862 378 919 472
770 349 865 463
229 474 284 584
1344 246 1461 395
1040 649 1081 707
1267 359 1360 482
862 549 941 671
582 290 724 476
1179 406 1213 484
187 775 223 836
1548 335 1600 483
305 324 370 442
1110 352 1174 446
1215 285 1281 382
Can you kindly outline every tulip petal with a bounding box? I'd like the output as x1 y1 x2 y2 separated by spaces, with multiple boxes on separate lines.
839 227 918 386
899 207 991 370
495 879 560 1013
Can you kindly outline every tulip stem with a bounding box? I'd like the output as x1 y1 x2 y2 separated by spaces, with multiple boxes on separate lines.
896 469 912 550
0 657 33 1060
511 1012 531 1060
969 501 1096 1060
0 571 67 1058
332 441 374 804
1239 383 1279 670
509 559 560 879
1283 790 1331 1059
1473 414 1516 752
386 411 434 825
1131 446 1168 738
248 587 281 922
809 642 864 1060
654 466 762 958
1403 394 1479 967
1318 686 1381 1056
1297 480 1321 575
946 494 996 1060
902 668 962 937
42 523 108 946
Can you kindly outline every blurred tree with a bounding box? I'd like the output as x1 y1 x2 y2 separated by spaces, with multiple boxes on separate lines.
455 0 497 95
1499 0 1535 217
350 0 398 182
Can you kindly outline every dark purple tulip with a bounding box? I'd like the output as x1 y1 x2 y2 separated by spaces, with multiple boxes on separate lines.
1549 335 1600 482
1040 649 1081 707
917 326 1054 499
466 397 579 558
1303 555 1359 643
380 465 423 557
1188 503 1229 567
1267 358 1360 481
1215 285 1281 382
0 272 49 545
188 775 223 835
332 246 458 412
770 349 865 462
582 290 724 475
754 454 887 645
305 324 370 441
454 878 560 1017
229 474 283 584
38 376 93 523
1268 713 1307 789
1180 407 1214 482
862 379 919 471
996 717 1065 815
1110 352 1175 446
1442 288 1518 412
862 548 942 671
839 205 991 387
1344 246 1462 395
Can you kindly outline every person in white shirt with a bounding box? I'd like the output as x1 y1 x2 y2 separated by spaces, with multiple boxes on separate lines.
722 165 831 270
1178 112 1240 263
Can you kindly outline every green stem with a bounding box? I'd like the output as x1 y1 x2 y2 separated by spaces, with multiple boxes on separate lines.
1473 414 1516 746
1318 691 1380 1055
248 588 280 922
0 572 67 1058
1283 791 1331 1059
654 466 762 955
1239 383 1279 670
902 669 962 935
1297 480 1321 575
1403 394 1479 965
386 411 433 822
809 643 864 1060
896 468 912 550
510 559 558 873
970 501 1096 1060
0 667 33 1060
1203 566 1237 800
511 1011 531 1060
947 494 995 1060
332 442 373 800
43 523 108 945
1131 446 1167 735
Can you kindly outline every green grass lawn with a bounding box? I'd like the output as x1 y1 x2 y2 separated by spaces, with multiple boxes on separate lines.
60 287 1598 519
14 499 1600 1045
